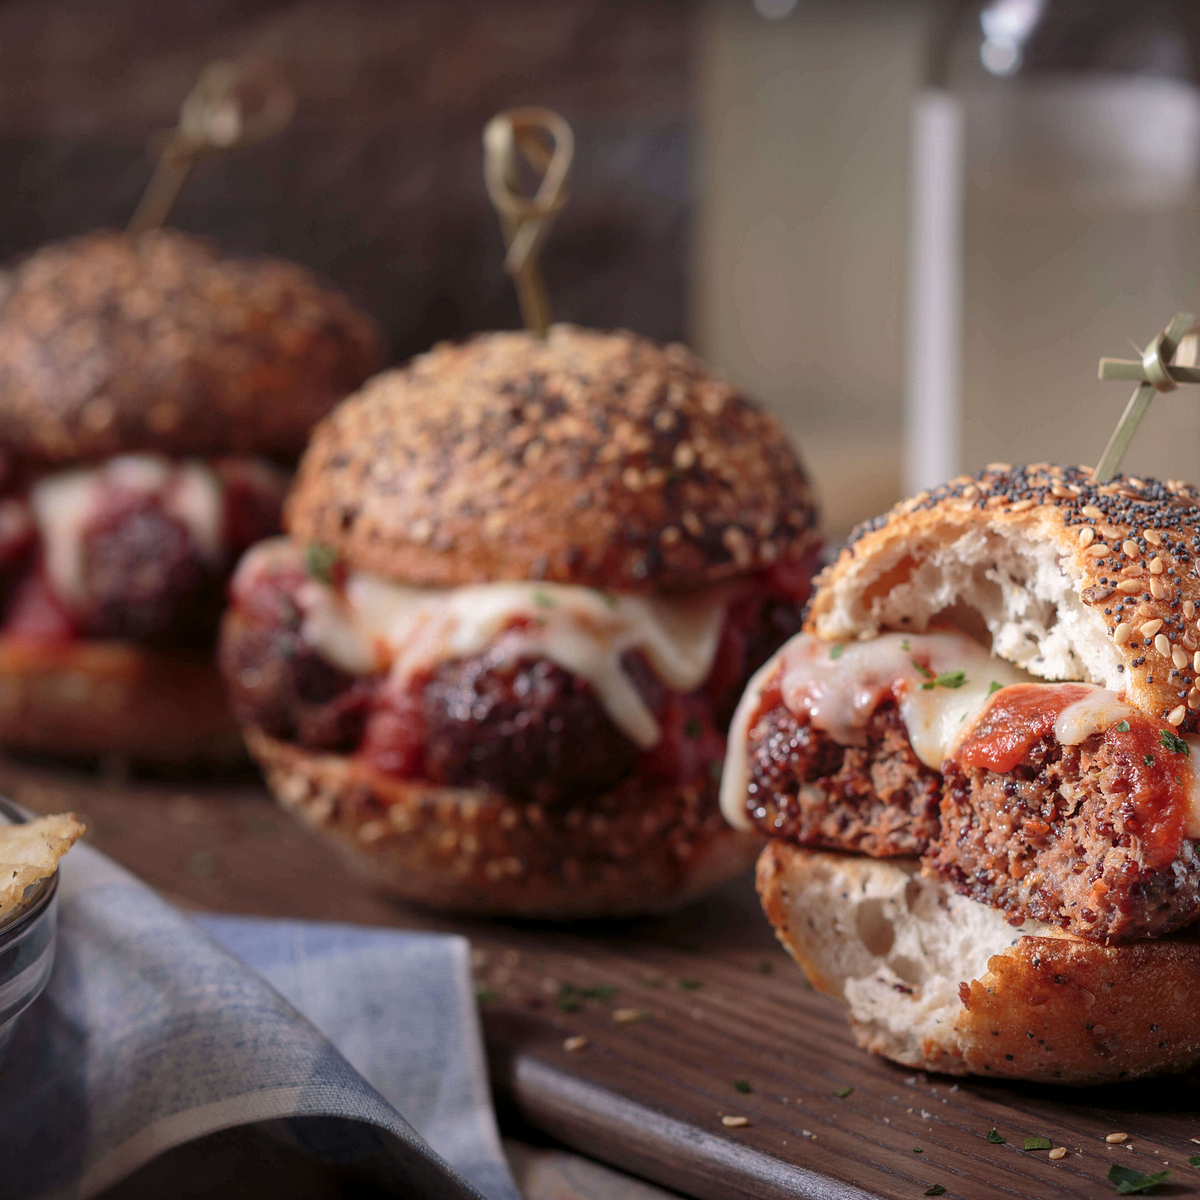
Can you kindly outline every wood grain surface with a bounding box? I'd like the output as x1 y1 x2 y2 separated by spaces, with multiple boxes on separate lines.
6 756 1199 1200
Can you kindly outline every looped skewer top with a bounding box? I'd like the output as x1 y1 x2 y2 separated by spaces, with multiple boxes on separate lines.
483 108 574 337
1094 311 1200 483
128 58 295 236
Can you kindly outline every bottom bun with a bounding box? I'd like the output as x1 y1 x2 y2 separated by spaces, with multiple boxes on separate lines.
0 637 244 764
757 841 1200 1085
246 728 763 917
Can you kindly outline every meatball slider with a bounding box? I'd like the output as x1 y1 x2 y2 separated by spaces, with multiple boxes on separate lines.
723 464 1200 1083
0 229 381 762
221 324 821 916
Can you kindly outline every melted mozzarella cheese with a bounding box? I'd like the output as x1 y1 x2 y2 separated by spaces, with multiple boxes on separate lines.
255 538 732 749
720 628 1200 838
30 454 231 606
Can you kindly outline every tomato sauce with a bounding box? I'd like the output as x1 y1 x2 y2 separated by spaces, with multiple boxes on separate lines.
955 682 1190 869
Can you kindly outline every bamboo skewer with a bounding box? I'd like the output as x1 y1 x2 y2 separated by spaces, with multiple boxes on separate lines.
482 108 574 336
128 58 295 235
1094 311 1199 483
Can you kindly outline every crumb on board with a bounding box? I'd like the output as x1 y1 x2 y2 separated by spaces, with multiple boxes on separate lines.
563 1035 588 1052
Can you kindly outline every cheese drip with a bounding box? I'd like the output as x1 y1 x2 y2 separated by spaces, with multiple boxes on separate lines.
244 539 732 749
720 628 1200 835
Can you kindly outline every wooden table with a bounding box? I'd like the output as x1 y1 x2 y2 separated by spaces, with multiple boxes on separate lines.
9 758 1199 1200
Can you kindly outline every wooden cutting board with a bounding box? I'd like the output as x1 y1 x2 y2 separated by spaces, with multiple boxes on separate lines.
7 757 1199 1200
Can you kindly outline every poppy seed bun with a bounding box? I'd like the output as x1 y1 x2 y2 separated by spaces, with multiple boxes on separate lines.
0 639 242 763
807 463 1200 734
246 727 762 916
758 843 1200 1085
0 230 382 463
284 325 819 591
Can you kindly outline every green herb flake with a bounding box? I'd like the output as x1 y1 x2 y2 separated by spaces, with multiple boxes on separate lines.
533 592 555 609
305 543 339 584
834 1085 854 1098
988 681 1003 696
1023 1137 1052 1152
922 670 967 691
912 1147 923 1154
830 644 845 660
1145 754 1156 767
555 982 612 1012
924 1187 946 1197
759 961 774 975
901 638 911 651
1115 720 1131 732
684 718 703 740
475 987 500 1003
597 591 619 609
986 1129 1005 1145
678 979 702 990
912 659 935 680
733 1080 752 1094
1159 729 1190 756
1107 1163 1170 1194
1188 1156 1200 1168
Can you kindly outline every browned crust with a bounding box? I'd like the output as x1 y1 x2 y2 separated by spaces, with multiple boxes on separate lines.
808 463 1200 734
757 841 1200 1085
0 230 382 463
246 727 763 917
284 325 820 590
0 638 243 763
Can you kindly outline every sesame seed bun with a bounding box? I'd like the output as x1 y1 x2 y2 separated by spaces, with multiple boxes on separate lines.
246 727 762 918
0 230 382 464
0 638 243 764
758 842 1200 1085
807 463 1200 733
284 325 819 591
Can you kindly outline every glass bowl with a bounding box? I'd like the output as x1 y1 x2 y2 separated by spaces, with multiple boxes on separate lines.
0 797 59 1064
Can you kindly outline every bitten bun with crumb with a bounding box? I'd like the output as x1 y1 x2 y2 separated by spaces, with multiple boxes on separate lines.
723 463 1200 1082
220 324 822 916
0 229 381 762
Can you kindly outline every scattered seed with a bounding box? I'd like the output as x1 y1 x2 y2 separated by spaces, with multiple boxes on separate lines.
1049 1147 1066 1161
1115 623 1133 644
721 1115 749 1128
1155 633 1172 657
563 1035 589 1052
1123 540 1140 558
612 1008 647 1023
1106 1132 1129 1144
1140 619 1164 638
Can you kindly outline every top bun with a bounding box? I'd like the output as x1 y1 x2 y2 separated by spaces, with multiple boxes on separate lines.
285 325 819 591
809 462 1200 734
0 230 382 463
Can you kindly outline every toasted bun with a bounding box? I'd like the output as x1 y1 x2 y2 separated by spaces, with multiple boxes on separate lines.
807 463 1200 733
285 325 819 591
0 230 382 463
758 841 1200 1084
246 727 761 917
0 638 243 763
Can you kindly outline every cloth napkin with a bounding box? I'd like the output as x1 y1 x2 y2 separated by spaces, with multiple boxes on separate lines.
0 840 521 1200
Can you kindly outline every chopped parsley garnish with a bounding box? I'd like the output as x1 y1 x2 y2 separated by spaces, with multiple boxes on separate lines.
533 592 555 608
1159 729 1190 756
920 669 967 691
1145 754 1156 767
924 1187 946 1197
1107 1163 1170 1194
733 1080 752 1093
679 978 702 990
1023 1136 1052 1151
1189 1156 1200 1168
834 1085 854 1098
912 659 935 679
912 1147 923 1153
597 591 619 609
1115 720 1130 732
305 543 338 583
986 1129 1005 1144
901 638 911 651
557 983 613 1012
988 681 1003 696
830 644 845 660
684 718 703 740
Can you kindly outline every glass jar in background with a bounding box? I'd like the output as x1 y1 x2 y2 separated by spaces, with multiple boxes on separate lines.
906 0 1200 493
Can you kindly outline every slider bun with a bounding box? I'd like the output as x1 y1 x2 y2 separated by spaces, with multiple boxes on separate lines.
0 230 381 463
285 325 819 591
808 463 1200 733
758 842 1200 1085
246 727 762 917
0 638 243 763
